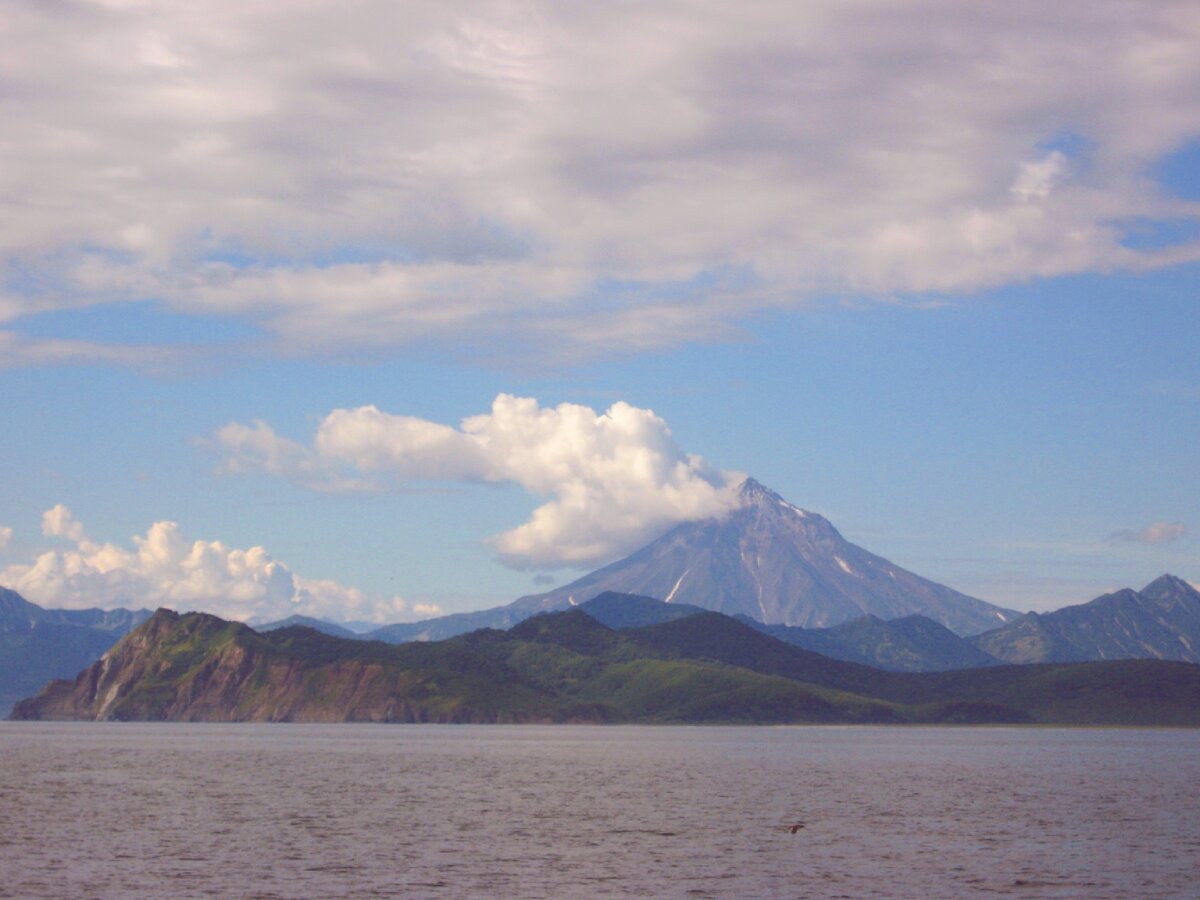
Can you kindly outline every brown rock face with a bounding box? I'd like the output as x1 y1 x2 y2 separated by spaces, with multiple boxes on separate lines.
10 609 561 723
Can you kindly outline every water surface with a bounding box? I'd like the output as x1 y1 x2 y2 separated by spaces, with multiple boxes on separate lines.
1 724 1196 898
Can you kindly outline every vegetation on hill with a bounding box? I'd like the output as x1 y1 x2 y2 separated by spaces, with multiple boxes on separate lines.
13 606 1200 726
741 613 1003 671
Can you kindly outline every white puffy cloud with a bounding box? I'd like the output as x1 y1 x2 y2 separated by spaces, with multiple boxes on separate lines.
42 504 87 543
0 526 12 551
1112 522 1187 545
3 1 1199 365
0 507 438 624
218 394 743 568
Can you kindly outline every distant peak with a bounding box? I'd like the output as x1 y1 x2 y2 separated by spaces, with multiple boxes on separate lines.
737 477 783 505
736 477 813 520
1143 573 1185 589
1141 574 1198 598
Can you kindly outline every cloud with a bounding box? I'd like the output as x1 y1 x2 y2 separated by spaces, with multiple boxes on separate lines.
0 507 439 624
3 2 1200 364
0 526 12 551
213 420 374 492
0 331 174 370
217 394 743 568
42 504 87 543
1010 151 1069 202
1112 522 1187 545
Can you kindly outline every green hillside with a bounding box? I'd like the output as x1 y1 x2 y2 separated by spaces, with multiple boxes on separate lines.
12 607 1200 726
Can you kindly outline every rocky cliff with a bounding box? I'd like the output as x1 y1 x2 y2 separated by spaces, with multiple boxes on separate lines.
12 609 564 723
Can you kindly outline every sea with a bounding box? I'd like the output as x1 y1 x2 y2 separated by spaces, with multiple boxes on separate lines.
0 724 1197 899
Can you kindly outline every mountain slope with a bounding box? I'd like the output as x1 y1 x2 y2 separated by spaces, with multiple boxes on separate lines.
972 575 1200 664
15 606 1200 726
362 606 531 643
10 608 902 724
507 479 1016 635
741 613 1002 672
578 592 708 629
0 588 152 715
12 609 572 724
254 615 360 639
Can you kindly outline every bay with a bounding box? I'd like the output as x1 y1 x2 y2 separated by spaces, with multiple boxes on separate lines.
1 723 1197 898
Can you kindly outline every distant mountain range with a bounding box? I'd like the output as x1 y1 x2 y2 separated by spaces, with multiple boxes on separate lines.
249 575 1200 672
5 472 1200 714
739 612 1003 672
971 575 1200 664
563 591 999 673
14 604 1200 726
591 581 1200 672
7 568 1200 717
0 588 151 715
255 614 361 640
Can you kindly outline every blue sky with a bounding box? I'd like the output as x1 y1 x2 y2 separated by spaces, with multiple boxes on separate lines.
1 2 1198 623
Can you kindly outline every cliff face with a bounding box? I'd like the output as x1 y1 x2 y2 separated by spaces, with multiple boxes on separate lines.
11 609 561 724
0 588 152 716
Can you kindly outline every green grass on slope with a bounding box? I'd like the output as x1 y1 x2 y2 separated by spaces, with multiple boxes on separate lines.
578 658 904 724
36 609 1200 726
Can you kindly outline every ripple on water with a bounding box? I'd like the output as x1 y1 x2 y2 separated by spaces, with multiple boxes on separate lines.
0 724 1197 899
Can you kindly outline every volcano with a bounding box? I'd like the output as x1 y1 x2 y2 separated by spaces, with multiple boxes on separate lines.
503 478 1016 635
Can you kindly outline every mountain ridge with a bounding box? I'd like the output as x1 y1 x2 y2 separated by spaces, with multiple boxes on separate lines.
14 605 1200 726
0 588 153 716
741 612 1003 672
972 575 1200 664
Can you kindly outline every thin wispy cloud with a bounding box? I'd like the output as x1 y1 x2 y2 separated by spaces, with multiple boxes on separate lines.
2 1 1198 364
1112 522 1187 545
216 394 743 569
0 331 174 370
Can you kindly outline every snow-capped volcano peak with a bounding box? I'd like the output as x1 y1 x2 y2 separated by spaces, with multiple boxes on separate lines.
510 477 1016 634
737 476 811 519
736 476 782 505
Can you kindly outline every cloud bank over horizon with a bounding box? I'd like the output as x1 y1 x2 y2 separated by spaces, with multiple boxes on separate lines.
0 505 440 624
217 394 743 569
3 1 1199 366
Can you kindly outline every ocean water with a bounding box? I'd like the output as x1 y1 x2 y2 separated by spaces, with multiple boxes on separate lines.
0 724 1197 899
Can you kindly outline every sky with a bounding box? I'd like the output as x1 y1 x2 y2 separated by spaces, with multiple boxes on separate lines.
1 0 1198 624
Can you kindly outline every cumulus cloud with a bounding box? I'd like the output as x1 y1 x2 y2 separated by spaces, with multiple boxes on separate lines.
2 2 1200 364
1112 522 1187 545
0 526 12 551
217 394 743 569
42 504 87 543
0 507 439 624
